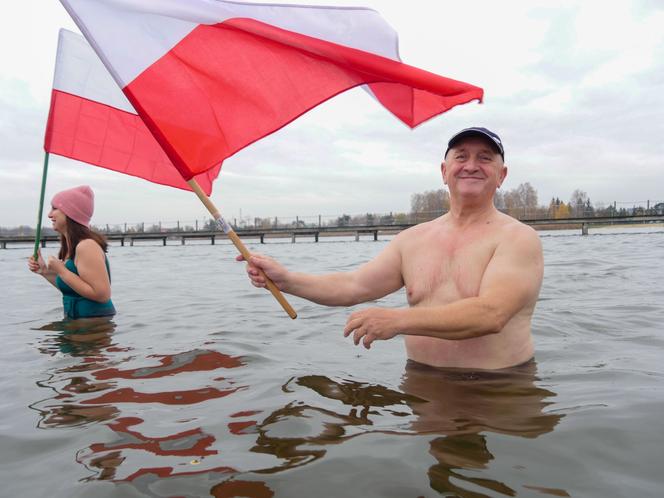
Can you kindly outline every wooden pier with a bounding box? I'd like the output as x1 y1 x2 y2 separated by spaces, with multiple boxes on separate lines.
2 215 663 249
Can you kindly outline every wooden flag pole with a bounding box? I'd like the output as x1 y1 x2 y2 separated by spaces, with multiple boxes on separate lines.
187 179 297 319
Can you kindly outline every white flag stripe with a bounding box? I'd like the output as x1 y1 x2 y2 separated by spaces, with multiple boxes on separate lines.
53 29 136 114
60 0 400 87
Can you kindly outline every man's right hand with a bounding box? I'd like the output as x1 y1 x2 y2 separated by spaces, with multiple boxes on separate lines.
236 253 289 291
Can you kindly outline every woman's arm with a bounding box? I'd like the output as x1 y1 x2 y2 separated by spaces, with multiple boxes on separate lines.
49 239 112 302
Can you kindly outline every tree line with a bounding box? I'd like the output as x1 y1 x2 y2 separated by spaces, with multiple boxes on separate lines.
411 183 663 221
2 185 662 236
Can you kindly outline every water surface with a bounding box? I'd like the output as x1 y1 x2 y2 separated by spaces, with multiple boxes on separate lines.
1 226 663 497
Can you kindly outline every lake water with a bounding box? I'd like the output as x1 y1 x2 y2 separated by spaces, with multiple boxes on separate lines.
1 226 663 497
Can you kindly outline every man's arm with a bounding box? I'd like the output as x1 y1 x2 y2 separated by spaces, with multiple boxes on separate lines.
238 235 406 307
345 226 543 347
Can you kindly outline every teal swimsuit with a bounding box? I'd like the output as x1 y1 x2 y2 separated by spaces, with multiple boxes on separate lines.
55 257 116 319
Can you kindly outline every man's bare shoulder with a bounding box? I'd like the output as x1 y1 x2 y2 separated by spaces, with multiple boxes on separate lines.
495 211 540 236
492 212 543 257
392 216 443 243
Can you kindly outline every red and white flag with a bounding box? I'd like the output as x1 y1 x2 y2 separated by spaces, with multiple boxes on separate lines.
59 0 483 180
44 29 221 194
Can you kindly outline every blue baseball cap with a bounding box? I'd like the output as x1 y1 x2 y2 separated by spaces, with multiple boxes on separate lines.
445 127 504 160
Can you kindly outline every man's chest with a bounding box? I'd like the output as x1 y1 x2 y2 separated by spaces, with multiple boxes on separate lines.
401 233 498 305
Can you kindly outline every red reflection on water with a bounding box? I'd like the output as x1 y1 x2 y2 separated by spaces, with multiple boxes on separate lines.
93 350 243 380
123 464 237 483
82 385 240 405
228 420 258 435
89 416 217 457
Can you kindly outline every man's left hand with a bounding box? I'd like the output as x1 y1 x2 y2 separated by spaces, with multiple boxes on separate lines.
343 308 403 349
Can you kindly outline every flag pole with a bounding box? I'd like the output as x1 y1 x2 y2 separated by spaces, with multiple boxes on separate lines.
33 152 51 260
186 179 298 319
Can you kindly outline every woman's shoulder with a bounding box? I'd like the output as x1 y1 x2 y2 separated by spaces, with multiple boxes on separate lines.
75 238 106 257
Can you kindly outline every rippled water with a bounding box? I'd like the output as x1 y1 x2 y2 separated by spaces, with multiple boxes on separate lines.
1 226 663 497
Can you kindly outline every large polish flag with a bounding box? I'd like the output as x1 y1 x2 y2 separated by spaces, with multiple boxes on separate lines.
59 0 484 180
44 29 221 194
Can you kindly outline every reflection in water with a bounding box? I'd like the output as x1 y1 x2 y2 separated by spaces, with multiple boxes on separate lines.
93 349 244 380
30 322 259 494
31 318 120 428
30 321 567 497
35 317 119 358
74 348 245 484
211 479 275 498
402 359 562 436
244 362 567 497
402 360 565 496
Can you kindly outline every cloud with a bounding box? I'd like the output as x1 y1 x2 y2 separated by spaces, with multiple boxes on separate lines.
1 0 663 227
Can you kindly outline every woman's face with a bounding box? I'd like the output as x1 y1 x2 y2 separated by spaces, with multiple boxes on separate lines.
48 206 67 234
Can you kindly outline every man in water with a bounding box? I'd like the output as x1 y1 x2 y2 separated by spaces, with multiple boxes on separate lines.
239 127 543 370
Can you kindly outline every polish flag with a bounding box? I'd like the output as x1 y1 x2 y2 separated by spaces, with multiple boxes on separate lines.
44 29 221 194
59 0 483 181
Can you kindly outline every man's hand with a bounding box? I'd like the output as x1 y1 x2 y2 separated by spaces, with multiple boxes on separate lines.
343 307 403 349
236 253 289 290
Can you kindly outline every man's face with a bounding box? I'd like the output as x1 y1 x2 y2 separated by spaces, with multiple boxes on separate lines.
441 136 507 199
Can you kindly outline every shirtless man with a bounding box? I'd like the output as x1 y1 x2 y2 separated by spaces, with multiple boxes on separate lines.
239 127 544 370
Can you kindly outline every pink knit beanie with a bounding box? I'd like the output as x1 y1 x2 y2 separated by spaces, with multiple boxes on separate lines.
51 185 94 227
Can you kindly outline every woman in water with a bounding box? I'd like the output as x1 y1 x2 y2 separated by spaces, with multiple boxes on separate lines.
28 185 116 319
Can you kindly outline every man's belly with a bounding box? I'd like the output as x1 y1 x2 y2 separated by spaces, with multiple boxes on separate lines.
404 330 534 370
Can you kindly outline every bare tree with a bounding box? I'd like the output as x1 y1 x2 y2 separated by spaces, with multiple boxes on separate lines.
410 189 450 221
569 189 592 217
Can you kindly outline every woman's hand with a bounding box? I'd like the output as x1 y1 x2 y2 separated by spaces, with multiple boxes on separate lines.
28 251 47 275
47 256 66 276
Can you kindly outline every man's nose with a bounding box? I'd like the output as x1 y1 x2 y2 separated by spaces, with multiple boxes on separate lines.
462 159 480 171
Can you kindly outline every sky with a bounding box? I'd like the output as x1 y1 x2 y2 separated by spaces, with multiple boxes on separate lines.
1 0 663 228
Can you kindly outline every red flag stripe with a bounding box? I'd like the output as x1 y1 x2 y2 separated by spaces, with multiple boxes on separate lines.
45 29 221 194
123 18 483 178
45 88 220 193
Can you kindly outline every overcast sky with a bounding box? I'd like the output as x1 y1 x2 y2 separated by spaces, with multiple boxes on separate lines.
1 0 662 228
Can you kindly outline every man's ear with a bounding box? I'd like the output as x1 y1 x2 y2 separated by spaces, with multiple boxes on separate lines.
441 161 448 185
498 165 508 188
